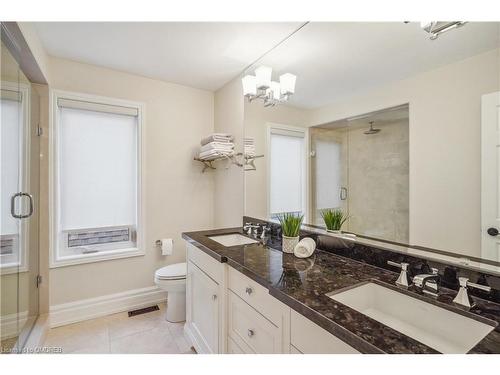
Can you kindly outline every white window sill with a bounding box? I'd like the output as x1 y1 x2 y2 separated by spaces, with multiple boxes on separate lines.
0 263 28 275
50 247 145 268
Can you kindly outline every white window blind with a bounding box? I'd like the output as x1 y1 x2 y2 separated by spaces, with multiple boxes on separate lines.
315 139 341 210
53 93 142 266
0 96 22 268
269 129 305 216
59 107 137 231
1 98 21 237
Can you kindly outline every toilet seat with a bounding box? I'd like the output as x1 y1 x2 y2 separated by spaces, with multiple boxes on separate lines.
155 262 187 280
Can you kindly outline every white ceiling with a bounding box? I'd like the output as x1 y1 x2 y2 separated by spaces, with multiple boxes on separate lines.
34 22 303 91
256 22 500 108
34 22 499 108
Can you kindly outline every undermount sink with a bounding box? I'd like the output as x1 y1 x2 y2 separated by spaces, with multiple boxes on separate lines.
208 233 258 247
327 282 495 353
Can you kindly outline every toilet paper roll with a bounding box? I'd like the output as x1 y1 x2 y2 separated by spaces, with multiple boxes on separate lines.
160 238 173 255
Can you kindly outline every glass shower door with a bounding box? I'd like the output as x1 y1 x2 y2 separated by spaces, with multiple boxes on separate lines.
1 37 40 354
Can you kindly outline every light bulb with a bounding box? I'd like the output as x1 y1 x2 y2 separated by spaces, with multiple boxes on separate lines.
255 66 272 90
279 73 296 95
270 81 281 100
241 75 257 97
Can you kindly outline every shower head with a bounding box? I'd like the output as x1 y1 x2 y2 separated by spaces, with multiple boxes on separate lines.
364 121 381 135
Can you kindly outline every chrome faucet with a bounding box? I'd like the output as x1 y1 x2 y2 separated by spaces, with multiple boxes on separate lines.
387 261 411 287
453 277 492 308
260 224 271 239
243 222 259 236
413 268 439 297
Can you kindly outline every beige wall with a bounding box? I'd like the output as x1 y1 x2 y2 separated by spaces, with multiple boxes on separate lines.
213 78 245 228
47 57 215 305
244 100 311 220
309 48 500 258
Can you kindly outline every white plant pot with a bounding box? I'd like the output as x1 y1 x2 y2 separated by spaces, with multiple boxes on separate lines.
282 235 299 254
327 229 343 235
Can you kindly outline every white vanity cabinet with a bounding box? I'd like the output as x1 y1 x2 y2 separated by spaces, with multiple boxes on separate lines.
290 310 359 354
227 268 290 353
184 243 225 354
184 241 359 354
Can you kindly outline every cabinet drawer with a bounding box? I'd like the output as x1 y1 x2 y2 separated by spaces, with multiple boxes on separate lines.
186 242 222 284
228 267 284 325
228 291 282 354
291 310 359 354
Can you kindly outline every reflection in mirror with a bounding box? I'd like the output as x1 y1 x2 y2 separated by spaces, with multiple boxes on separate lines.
311 105 409 243
243 22 500 268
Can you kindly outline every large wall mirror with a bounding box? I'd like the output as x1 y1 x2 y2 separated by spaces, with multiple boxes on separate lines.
243 22 500 270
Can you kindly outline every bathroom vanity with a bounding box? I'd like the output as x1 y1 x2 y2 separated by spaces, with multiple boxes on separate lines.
183 232 359 354
182 225 500 354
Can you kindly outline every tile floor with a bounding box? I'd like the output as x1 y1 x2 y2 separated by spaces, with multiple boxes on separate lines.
44 303 195 354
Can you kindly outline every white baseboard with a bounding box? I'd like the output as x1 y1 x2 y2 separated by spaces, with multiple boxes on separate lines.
49 286 166 328
0 310 28 340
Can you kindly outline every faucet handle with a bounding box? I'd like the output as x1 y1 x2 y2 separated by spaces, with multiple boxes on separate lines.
387 261 411 287
387 260 409 271
453 277 491 308
458 277 491 293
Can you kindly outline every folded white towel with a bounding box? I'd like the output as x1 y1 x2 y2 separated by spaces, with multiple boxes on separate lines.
200 134 234 146
200 141 235 153
199 149 234 160
243 137 255 144
293 238 316 258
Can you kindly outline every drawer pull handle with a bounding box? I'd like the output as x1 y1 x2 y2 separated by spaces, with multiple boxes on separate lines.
247 329 255 337
245 287 253 295
212 294 217 301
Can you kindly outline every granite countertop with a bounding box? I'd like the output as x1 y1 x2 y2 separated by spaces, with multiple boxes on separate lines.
182 228 500 354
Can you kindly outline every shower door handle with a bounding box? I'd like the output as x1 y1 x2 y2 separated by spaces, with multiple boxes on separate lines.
10 192 34 219
340 187 348 201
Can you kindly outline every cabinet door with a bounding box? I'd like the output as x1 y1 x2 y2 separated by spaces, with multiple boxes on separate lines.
187 260 220 353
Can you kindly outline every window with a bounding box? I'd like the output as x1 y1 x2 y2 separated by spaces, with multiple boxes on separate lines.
1 82 29 274
268 124 307 220
51 91 144 267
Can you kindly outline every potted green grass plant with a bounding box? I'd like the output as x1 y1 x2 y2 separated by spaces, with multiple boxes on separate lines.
321 208 349 234
278 212 304 253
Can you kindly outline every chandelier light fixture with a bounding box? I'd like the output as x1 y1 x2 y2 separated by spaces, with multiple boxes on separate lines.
420 21 467 40
242 66 296 107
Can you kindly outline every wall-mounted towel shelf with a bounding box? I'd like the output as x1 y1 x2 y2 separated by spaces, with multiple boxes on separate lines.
244 154 264 171
194 153 242 173
194 153 264 173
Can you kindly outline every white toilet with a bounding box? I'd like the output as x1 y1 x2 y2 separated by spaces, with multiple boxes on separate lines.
154 262 187 322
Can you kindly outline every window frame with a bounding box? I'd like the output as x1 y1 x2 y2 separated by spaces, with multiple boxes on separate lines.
49 89 145 268
266 122 309 222
0 80 30 275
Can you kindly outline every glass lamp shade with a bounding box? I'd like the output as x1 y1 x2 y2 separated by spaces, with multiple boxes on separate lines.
270 81 281 100
242 75 257 96
279 73 296 95
255 66 272 90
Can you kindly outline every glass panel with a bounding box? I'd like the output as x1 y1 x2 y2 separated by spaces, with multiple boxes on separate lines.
1 39 22 353
0 36 40 353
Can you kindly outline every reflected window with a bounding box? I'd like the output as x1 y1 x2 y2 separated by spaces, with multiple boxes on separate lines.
1 82 29 272
268 125 307 219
